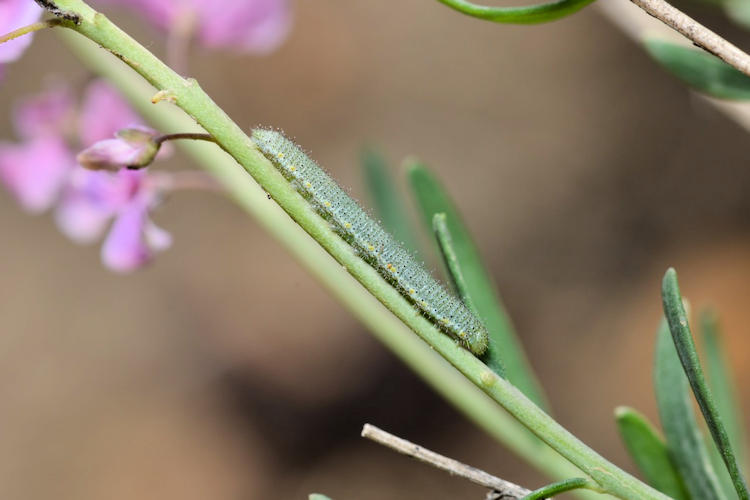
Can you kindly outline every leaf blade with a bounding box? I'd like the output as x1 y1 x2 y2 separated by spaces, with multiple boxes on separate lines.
433 212 504 376
615 406 689 500
702 309 748 471
662 269 750 500
654 315 726 500
644 39 750 100
407 161 548 411
435 0 596 24
361 148 419 253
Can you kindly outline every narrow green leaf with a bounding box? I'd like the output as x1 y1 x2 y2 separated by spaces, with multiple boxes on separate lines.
615 406 689 500
702 309 748 470
435 0 596 24
433 212 504 377
707 432 738 500
309 494 332 500
702 310 747 500
654 315 726 500
644 39 750 100
407 161 548 411
520 478 592 500
361 148 419 253
662 269 750 500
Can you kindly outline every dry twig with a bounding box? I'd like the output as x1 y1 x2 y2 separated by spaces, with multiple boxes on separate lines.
361 424 531 499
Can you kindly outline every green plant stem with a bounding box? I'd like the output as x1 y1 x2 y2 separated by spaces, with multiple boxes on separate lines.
0 19 62 45
614 406 689 499
521 478 595 500
49 2 668 498
154 132 215 146
435 0 596 24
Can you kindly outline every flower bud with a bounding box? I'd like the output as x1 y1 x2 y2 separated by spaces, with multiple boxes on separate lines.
77 127 160 172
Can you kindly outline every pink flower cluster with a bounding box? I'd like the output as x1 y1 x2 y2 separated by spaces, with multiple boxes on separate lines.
0 0 293 271
0 82 171 272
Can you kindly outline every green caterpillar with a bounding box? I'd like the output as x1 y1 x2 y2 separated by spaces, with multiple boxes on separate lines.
252 129 489 355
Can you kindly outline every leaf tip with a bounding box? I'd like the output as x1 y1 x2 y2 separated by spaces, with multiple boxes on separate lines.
662 267 681 303
614 406 632 420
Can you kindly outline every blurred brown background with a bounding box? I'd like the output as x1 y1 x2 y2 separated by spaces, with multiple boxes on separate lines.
1 1 749 499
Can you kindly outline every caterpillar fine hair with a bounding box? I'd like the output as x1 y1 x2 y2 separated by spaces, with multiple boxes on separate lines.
252 128 489 355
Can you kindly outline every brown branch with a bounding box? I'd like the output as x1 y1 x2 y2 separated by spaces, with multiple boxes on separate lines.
361 424 531 499
626 0 750 78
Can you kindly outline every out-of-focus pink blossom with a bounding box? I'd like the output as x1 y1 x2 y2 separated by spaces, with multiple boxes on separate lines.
55 170 119 244
0 0 43 65
77 126 161 171
78 80 142 145
56 169 171 272
101 196 172 273
96 0 291 53
0 136 74 213
13 86 75 139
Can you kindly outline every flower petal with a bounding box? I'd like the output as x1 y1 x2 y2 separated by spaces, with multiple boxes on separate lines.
197 0 291 53
144 219 172 252
0 0 43 64
100 202 151 272
0 136 74 213
13 85 75 139
78 80 142 146
54 187 113 243
92 0 291 53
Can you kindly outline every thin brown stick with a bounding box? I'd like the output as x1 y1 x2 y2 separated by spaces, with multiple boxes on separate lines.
361 424 531 499
627 0 750 78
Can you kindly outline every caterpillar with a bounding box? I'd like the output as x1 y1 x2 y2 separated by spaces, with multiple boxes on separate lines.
252 128 489 355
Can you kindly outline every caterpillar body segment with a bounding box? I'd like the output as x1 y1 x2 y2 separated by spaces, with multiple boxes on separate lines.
252 128 489 355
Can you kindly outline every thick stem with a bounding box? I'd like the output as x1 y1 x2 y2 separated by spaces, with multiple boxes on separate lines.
46 1 669 498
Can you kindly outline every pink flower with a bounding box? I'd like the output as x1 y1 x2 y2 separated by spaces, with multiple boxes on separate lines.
96 0 291 53
0 85 76 211
13 85 75 139
0 0 43 67
77 80 142 145
56 169 171 272
0 136 74 212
